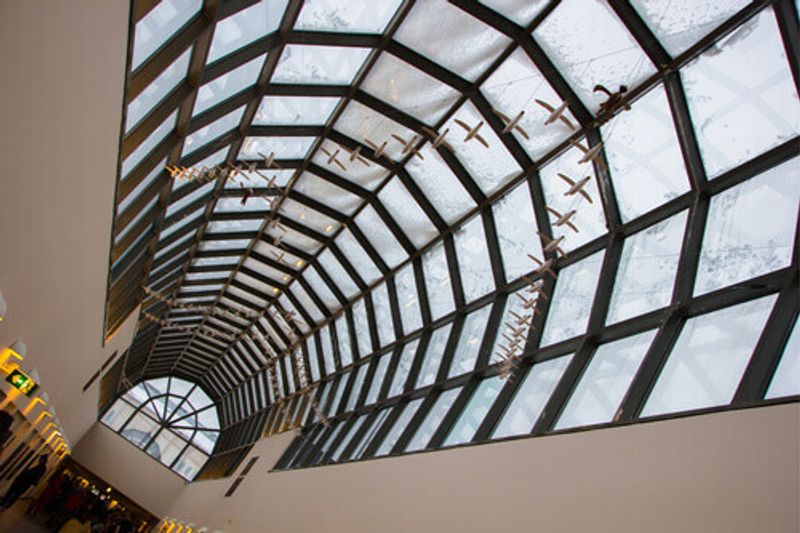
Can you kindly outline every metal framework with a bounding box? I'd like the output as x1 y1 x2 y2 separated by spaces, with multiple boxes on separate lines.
102 0 799 476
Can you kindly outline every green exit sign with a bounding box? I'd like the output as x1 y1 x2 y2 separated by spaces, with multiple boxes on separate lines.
6 369 38 396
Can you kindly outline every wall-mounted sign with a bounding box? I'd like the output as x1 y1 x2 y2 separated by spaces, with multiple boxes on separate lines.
6 369 38 396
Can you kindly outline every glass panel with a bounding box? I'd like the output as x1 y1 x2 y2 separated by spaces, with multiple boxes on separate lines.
335 228 382 284
482 47 579 161
642 294 778 417
492 354 572 439
422 241 455 321
362 52 460 125
127 47 192 132
345 363 369 411
540 142 607 253
166 182 214 217
395 0 510 82
122 111 178 178
454 215 495 304
405 144 476 224
448 304 492 378
681 8 800 178
351 297 374 357
607 210 687 324
333 100 415 171
146 430 187 467
492 180 542 283
194 54 266 116
378 177 438 250
354 205 407 268
119 157 167 213
240 136 316 160
303 267 339 312
444 376 504 447
352 408 391 459
320 326 335 375
101 400 135 431
206 0 287 64
132 0 202 70
182 106 244 157
272 45 371 84
253 96 340 125
335 315 353 366
121 412 160 449
695 158 799 295
395 263 423 335
365 352 392 406
206 218 261 233
416 323 453 388
295 0 402 33
375 398 424 456
372 282 395 348
318 249 360 300
631 0 750 57
534 0 656 113
290 281 325 324
443 101 522 195
479 0 548 26
307 337 321 382
294 172 362 216
389 339 419 397
603 85 690 222
331 414 368 462
328 371 351 415
556 329 658 430
405 387 462 452
540 250 605 346
172 445 208 481
192 429 218 454
765 316 800 399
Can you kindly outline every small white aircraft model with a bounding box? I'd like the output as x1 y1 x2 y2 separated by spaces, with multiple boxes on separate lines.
546 207 579 233
240 185 253 206
271 250 289 266
391 134 425 160
454 119 490 148
534 99 576 130
504 322 527 338
422 126 453 151
537 232 566 257
557 173 594 204
258 151 281 170
320 147 347 172
515 292 538 310
570 139 604 165
364 138 393 163
510 310 532 326
493 109 530 140
343 145 370 167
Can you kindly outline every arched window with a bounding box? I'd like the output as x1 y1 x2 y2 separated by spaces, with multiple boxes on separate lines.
101 377 220 481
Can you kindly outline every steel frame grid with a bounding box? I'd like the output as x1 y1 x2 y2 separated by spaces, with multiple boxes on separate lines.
100 0 799 476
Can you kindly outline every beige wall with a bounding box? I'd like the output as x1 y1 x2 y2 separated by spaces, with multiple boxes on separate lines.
0 0 134 445
164 404 799 533
72 423 187 516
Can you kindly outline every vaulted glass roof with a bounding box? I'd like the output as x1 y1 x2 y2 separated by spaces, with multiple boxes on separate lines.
104 0 798 478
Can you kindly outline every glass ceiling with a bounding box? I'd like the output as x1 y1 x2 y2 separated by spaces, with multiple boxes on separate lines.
105 0 799 477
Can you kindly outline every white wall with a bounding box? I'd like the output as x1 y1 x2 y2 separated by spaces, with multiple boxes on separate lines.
0 0 134 445
72 423 187 516
164 404 799 533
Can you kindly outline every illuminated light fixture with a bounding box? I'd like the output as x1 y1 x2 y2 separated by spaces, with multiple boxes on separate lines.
272 287 280 294
295 259 303 268
34 410 53 426
324 224 334 233
282 274 290 281
0 292 6 322
23 395 47 415
6 368 39 396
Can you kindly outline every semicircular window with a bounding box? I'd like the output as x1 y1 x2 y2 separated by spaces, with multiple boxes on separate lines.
101 376 220 481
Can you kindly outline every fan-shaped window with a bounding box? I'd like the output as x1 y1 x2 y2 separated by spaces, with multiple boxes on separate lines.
101 377 219 481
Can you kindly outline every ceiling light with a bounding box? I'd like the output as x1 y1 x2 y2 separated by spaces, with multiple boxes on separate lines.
295 260 303 268
324 224 334 233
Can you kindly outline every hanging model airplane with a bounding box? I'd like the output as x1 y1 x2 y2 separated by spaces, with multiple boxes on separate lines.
594 84 631 115
421 126 453 151
364 138 394 163
537 232 567 257
528 254 558 280
343 145 371 167
570 139 604 165
493 109 530 140
557 173 594 204
546 207 579 233
258 151 282 170
320 147 347 172
391 134 425 160
534 99 576 130
454 119 490 148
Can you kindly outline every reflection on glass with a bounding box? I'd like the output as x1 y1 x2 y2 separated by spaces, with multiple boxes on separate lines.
681 8 800 177
127 48 192 132
607 210 687 324
132 0 202 70
695 158 799 295
492 354 572 439
206 0 287 64
642 295 777 417
556 330 657 430
405 388 461 452
540 250 605 346
193 54 265 116
444 376 504 447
